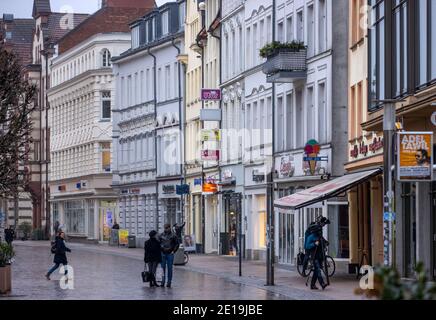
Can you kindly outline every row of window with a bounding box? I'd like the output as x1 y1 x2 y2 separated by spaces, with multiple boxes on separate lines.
51 90 111 136
51 142 111 181
277 0 327 58
52 49 111 87
131 2 186 50
369 0 436 110
118 135 155 169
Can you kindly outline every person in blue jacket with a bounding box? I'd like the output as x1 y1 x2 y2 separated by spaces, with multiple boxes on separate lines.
304 219 329 290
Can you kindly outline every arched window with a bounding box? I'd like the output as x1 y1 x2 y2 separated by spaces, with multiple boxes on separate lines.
102 49 111 67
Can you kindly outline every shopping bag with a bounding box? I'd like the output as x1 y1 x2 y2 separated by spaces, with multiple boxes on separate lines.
141 264 151 283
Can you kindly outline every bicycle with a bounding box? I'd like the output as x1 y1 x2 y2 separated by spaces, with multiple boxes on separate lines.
296 245 336 278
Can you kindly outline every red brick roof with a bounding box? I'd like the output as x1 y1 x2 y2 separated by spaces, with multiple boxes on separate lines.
44 12 89 44
57 1 156 54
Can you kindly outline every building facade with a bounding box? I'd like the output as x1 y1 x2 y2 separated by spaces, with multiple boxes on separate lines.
219 0 245 257
243 0 273 261
112 1 185 246
344 0 384 273
48 32 130 241
184 0 204 252
47 0 155 241
272 0 349 266
364 0 436 279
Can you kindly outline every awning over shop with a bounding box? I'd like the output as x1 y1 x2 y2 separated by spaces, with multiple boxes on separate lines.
274 168 383 210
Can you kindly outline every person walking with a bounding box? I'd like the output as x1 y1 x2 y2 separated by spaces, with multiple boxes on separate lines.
45 231 71 280
5 226 15 245
305 227 328 290
144 230 161 287
158 223 180 288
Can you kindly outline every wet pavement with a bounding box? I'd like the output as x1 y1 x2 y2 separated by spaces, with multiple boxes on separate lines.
1 244 290 300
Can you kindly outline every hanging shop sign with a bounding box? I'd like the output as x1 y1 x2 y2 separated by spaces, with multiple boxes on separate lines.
397 132 433 181
194 178 202 186
201 89 222 101
303 140 328 176
163 185 176 194
202 183 218 194
201 150 220 161
200 109 222 121
201 129 221 141
278 154 295 178
176 184 190 195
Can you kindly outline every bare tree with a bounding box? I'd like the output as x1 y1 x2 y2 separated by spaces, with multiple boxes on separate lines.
0 43 37 197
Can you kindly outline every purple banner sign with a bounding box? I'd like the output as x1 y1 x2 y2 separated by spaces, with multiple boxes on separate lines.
201 89 222 101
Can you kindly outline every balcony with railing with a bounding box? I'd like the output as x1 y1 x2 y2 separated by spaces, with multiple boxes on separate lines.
261 41 307 83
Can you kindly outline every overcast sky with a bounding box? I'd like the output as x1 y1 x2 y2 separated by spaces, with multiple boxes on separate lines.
1 0 168 18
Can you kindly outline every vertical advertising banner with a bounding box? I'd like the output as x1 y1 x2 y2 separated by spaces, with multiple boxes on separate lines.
397 132 433 181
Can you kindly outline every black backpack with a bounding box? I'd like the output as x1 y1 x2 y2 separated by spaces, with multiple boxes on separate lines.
50 241 57 254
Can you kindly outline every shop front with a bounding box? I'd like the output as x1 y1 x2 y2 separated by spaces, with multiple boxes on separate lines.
117 183 157 246
244 165 268 261
274 147 335 266
218 166 244 257
203 174 219 254
158 182 182 230
275 169 382 272
185 176 203 253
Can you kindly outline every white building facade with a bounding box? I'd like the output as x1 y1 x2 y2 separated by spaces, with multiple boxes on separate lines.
112 1 186 246
219 0 245 257
272 0 349 266
48 33 131 242
242 0 274 261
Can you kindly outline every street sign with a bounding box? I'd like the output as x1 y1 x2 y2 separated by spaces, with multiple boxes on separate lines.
383 212 396 222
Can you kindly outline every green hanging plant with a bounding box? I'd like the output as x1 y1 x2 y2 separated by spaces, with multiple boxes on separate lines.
259 41 306 59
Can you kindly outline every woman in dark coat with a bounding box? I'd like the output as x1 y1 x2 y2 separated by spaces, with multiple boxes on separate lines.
144 230 161 287
45 231 71 280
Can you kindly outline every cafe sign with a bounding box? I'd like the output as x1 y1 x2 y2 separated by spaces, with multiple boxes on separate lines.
350 135 384 159
397 132 433 181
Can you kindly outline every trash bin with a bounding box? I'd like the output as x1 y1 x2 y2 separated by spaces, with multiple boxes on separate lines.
128 235 136 248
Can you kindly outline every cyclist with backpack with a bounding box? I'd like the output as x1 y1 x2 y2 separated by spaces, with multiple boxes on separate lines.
45 231 71 280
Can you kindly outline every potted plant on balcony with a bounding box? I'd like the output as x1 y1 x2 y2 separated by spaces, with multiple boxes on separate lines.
260 41 307 76
0 243 15 294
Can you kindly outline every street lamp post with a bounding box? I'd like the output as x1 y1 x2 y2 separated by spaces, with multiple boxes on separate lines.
375 99 399 267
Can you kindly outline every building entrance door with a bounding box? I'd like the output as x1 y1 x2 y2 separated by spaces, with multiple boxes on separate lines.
221 192 242 256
